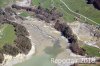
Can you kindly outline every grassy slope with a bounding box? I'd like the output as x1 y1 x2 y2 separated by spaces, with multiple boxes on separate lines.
0 24 16 48
63 0 100 24
32 0 75 22
54 0 75 22
32 0 100 24
0 0 100 24
19 11 30 17
82 45 100 57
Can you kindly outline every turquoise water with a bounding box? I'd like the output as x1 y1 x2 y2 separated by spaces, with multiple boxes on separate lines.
14 54 56 66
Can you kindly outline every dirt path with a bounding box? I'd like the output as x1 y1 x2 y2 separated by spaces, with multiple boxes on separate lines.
60 0 99 25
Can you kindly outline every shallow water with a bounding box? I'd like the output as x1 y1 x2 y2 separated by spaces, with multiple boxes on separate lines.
14 54 56 66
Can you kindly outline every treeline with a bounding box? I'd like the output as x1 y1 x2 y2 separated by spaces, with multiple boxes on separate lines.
54 21 85 55
34 6 63 23
11 4 63 23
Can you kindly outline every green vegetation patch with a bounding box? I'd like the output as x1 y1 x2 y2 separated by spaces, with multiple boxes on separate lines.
19 12 30 17
32 0 100 24
0 24 16 48
63 0 100 24
82 45 100 57
54 0 75 22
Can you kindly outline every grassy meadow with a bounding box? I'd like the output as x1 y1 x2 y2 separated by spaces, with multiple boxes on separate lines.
32 0 100 24
82 45 100 57
0 24 16 48
63 0 100 24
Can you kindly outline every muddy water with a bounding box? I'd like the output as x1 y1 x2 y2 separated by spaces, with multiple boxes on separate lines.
13 18 68 66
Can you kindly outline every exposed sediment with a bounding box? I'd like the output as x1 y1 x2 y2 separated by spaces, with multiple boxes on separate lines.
33 6 85 55
12 5 85 55
11 5 85 56
68 21 100 48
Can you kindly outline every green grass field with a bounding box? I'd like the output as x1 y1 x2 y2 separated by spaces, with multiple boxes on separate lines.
32 0 100 24
63 0 100 24
19 12 30 17
0 0 15 7
82 45 100 57
0 24 16 48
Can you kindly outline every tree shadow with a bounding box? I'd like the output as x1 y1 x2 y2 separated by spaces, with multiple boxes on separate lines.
86 0 100 10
